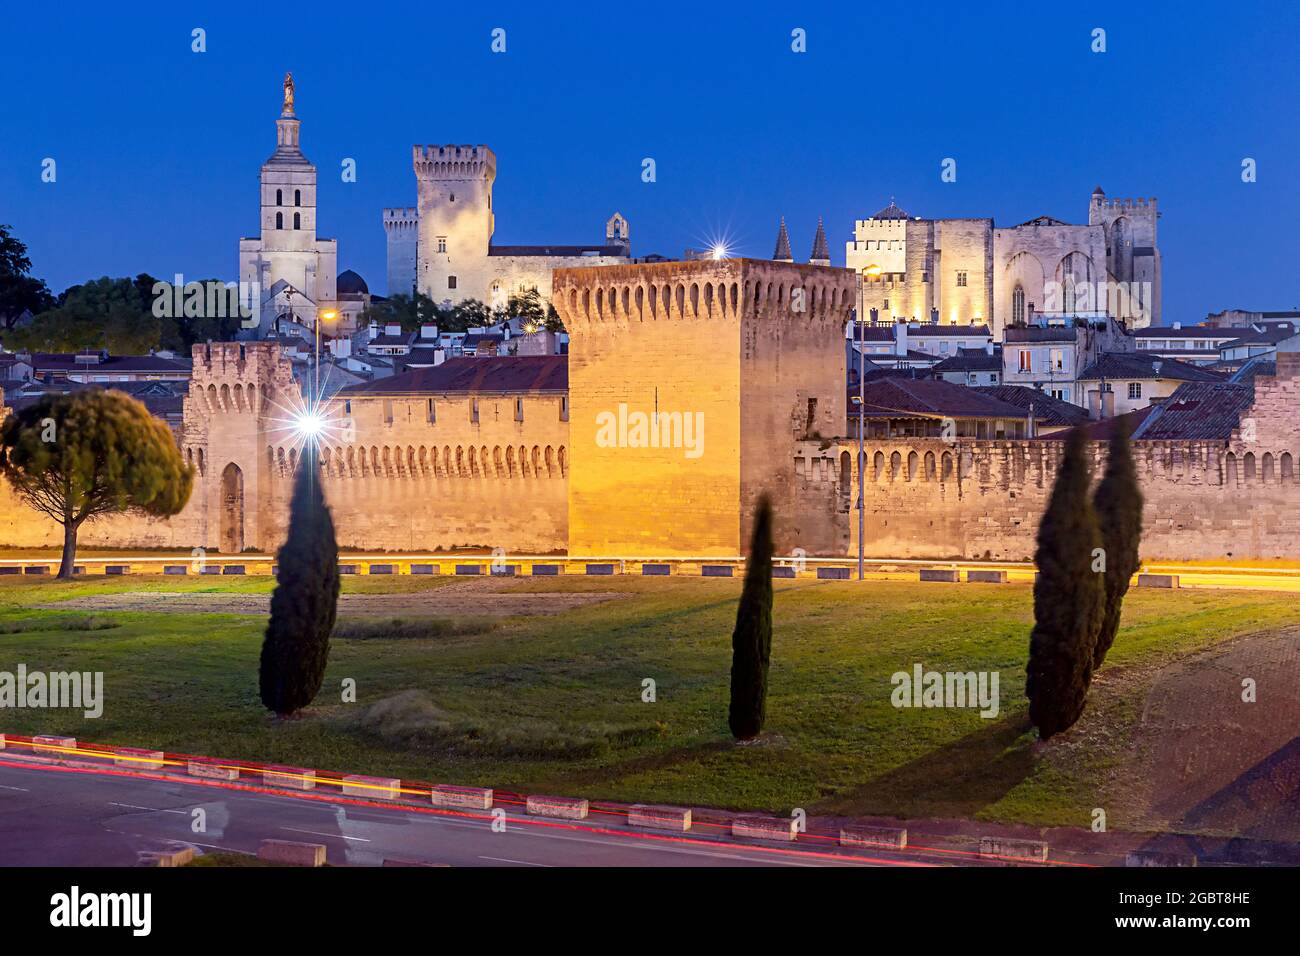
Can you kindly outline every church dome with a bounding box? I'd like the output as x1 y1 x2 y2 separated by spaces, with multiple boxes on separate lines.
337 270 369 295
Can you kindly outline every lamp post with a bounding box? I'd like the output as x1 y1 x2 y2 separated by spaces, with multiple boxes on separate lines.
316 309 338 402
856 293 880 580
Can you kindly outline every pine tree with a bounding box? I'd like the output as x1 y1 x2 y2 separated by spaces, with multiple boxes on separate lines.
1092 419 1144 669
1026 427 1105 740
729 495 775 740
0 390 192 577
259 446 340 716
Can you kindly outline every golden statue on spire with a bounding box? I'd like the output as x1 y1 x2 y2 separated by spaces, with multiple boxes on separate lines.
282 72 295 115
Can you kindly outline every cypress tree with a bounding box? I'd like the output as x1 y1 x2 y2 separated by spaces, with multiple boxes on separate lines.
259 446 340 716
729 495 774 740
1092 419 1143 669
1026 427 1105 740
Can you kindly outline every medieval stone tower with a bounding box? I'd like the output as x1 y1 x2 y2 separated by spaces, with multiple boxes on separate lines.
382 207 419 297
412 145 498 304
554 258 856 557
1089 186 1161 327
180 342 300 554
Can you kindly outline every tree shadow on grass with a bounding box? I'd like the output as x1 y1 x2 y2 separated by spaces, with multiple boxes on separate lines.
812 714 1037 819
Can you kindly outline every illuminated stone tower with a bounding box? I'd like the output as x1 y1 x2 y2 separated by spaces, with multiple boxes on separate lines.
554 258 856 557
238 74 338 333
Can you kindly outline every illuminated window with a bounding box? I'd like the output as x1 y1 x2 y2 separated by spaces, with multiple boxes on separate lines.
1018 349 1032 372
956 271 968 287
1050 348 1065 371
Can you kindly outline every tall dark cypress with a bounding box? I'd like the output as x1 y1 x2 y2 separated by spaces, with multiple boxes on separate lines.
1026 427 1105 740
729 495 775 740
259 446 340 716
1092 419 1144 669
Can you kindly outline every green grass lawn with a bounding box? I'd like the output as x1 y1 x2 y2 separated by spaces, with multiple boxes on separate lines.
1 573 1293 832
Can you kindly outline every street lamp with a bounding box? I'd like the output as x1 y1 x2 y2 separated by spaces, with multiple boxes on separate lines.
854 302 879 580
316 308 338 401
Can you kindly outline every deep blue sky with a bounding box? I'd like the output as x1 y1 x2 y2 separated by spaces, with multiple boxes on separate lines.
2 1 1297 321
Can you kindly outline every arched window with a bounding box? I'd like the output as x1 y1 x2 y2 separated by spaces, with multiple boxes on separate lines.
275 211 283 230
293 212 301 230
1012 285 1025 325
294 189 301 206
275 189 282 206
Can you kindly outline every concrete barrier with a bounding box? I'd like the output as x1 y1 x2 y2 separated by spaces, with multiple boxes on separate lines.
24 566 48 575
187 758 239 781
628 804 692 832
341 774 401 800
431 784 494 810
114 747 166 770
839 824 908 850
817 567 850 580
141 844 196 867
526 794 589 820
966 570 1008 584
257 839 326 867
1138 574 1180 588
979 836 1048 862
1125 849 1198 867
920 568 960 583
32 735 76 754
263 765 316 790
732 815 798 842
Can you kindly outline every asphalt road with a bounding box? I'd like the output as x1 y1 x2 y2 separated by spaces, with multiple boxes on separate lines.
0 760 911 867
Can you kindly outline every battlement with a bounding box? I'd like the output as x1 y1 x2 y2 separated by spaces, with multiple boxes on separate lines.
805 437 1296 492
383 207 418 222
412 145 496 181
1093 196 1158 211
186 342 296 420
553 258 856 327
